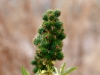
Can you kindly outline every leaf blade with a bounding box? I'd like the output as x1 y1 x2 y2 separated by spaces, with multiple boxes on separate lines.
62 67 76 75
54 67 59 75
21 66 30 75
60 62 66 74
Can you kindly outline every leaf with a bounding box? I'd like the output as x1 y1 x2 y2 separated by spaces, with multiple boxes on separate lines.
54 67 59 75
21 66 30 75
60 62 66 74
35 70 39 75
62 67 76 75
35 69 42 75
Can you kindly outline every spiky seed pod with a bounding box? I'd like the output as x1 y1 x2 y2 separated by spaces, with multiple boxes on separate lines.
56 51 64 60
42 14 48 21
38 27 46 34
55 21 63 29
34 38 40 46
33 67 38 73
31 60 37 65
48 13 55 21
58 33 66 40
54 10 61 17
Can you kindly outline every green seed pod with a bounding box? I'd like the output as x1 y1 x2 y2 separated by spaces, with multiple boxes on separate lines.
33 67 38 73
38 27 46 34
42 14 48 21
48 13 55 21
31 60 37 65
56 51 64 60
54 10 61 17
55 21 63 29
58 33 66 40
42 21 51 30
33 38 40 46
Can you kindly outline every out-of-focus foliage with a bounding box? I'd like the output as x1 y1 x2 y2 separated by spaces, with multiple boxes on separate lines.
0 0 100 75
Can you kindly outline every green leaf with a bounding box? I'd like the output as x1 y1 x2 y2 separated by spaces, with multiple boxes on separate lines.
35 70 39 75
35 69 44 75
54 67 59 75
62 67 76 75
21 66 30 75
60 62 66 74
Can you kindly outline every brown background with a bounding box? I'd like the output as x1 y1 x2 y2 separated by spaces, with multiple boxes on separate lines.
0 0 100 75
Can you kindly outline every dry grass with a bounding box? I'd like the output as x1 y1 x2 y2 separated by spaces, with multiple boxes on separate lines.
0 0 100 75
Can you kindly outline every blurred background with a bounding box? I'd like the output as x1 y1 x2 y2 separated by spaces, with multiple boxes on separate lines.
0 0 100 75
